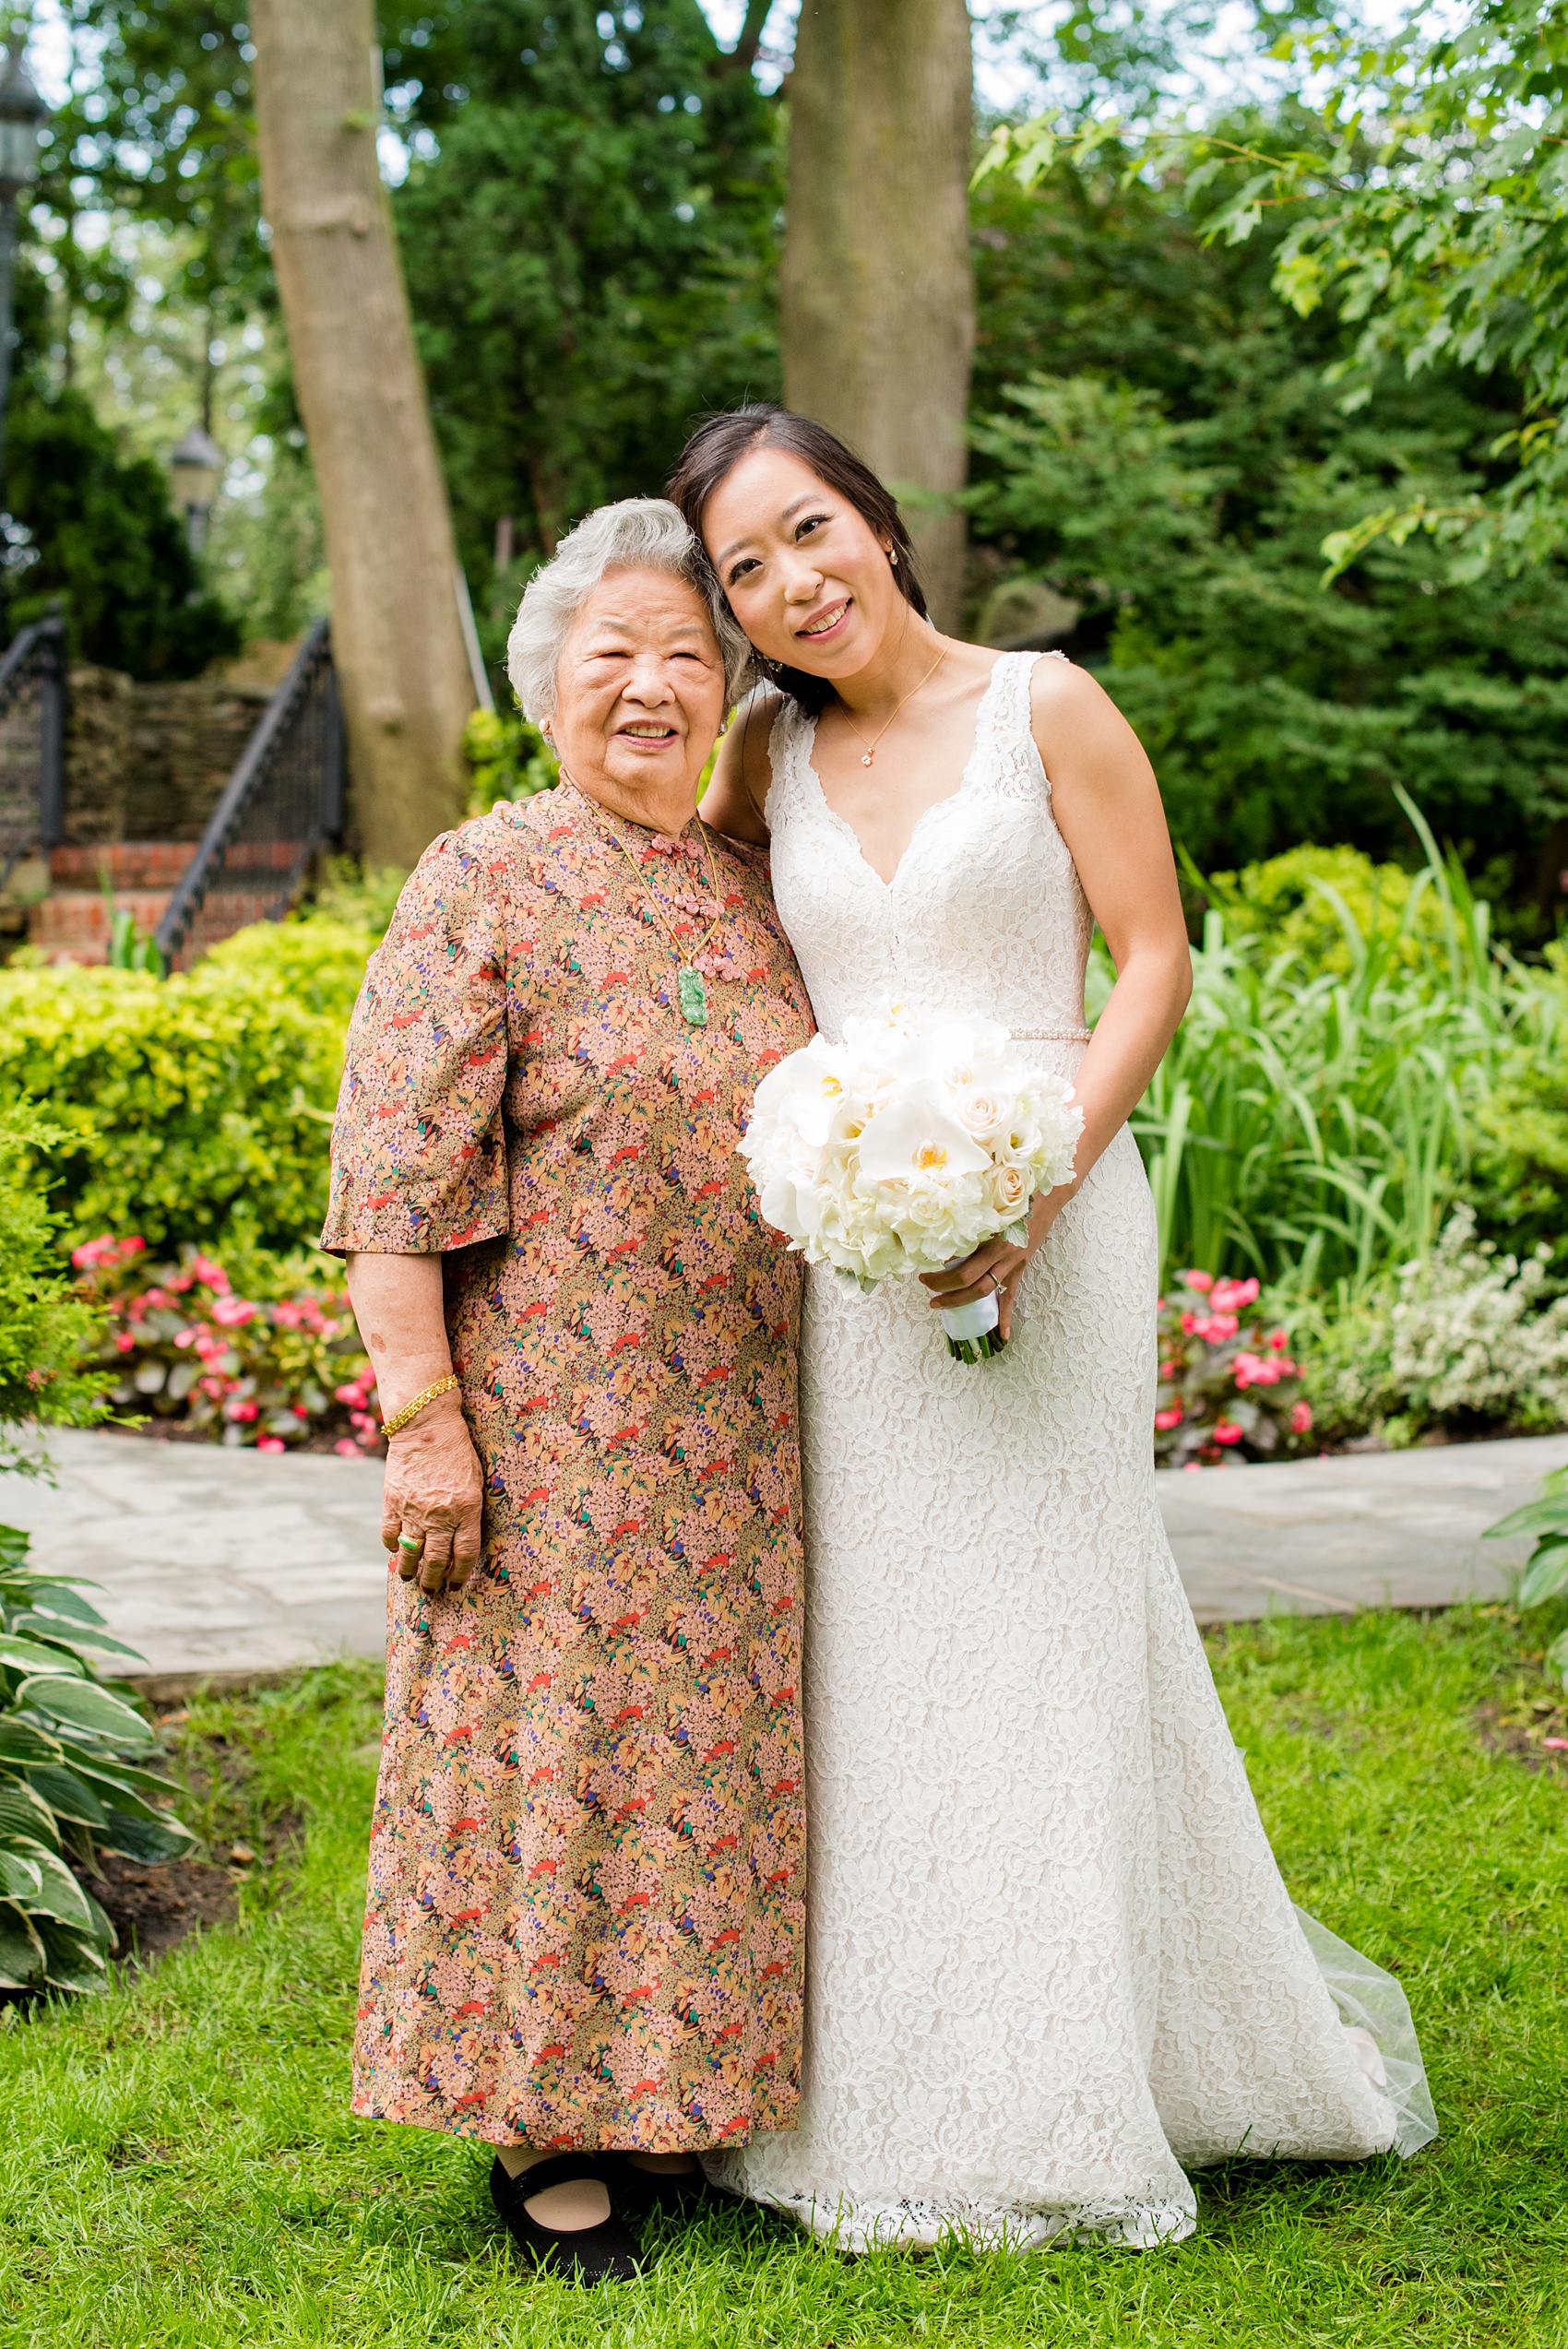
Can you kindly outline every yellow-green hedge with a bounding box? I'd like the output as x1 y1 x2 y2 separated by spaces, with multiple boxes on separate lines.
0 919 372 1255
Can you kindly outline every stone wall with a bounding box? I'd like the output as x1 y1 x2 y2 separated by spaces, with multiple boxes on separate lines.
64 667 271 845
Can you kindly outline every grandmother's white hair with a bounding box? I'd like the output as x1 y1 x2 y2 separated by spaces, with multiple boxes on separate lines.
505 496 751 725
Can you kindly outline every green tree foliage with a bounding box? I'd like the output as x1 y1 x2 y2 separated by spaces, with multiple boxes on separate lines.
3 375 240 675
966 130 1568 886
1175 0 1568 578
385 0 781 625
45 0 268 394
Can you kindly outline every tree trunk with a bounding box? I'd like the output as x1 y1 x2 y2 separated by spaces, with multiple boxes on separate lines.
781 0 975 633
251 0 471 869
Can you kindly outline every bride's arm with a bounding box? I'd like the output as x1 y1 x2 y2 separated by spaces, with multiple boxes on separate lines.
921 659 1192 1338
699 688 779 846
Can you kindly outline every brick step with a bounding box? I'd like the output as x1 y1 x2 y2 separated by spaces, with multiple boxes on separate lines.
49 842 194 889
30 890 176 964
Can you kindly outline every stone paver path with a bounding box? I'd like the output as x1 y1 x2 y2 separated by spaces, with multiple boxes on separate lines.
3 1427 1564 1688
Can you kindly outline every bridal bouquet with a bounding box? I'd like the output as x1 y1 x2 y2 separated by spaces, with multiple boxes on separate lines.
739 1004 1083 1362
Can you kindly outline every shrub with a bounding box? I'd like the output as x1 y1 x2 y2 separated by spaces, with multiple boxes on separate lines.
0 1524 196 1997
0 927 370 1256
1483 1467 1568 1689
73 1236 383 1456
1468 940 1568 1262
1155 1273 1313 1467
1303 1208 1568 1447
1201 846 1462 978
1123 800 1529 1289
0 1107 110 1476
463 706 559 814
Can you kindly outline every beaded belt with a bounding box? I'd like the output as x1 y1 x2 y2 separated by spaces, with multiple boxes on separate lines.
1009 1025 1092 1042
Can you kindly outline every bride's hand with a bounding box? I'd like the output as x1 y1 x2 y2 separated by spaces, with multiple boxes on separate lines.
918 1189 1067 1342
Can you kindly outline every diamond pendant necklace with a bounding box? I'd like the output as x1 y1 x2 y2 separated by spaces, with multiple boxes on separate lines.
574 777 727 1027
839 639 947 767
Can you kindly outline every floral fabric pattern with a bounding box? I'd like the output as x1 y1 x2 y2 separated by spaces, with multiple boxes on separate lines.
322 781 814 2153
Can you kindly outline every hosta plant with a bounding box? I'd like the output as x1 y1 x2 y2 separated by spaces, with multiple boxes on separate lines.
1483 1467 1568 1691
74 1236 384 1456
0 1523 195 1996
1155 1273 1314 1468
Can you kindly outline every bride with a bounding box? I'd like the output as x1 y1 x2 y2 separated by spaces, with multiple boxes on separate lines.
667 404 1434 2249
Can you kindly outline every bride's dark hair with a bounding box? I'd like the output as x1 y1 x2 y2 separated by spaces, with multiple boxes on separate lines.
667 404 927 715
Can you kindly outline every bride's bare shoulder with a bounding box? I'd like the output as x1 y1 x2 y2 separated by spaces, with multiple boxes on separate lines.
1027 652 1153 784
702 685 785 848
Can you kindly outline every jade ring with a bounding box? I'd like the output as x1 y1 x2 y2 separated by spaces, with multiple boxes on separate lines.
398 1535 422 1555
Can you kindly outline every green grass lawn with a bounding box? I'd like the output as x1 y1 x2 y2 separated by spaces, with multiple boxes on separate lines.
2 1605 1566 2349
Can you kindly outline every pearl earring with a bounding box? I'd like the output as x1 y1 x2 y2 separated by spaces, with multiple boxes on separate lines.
889 549 899 567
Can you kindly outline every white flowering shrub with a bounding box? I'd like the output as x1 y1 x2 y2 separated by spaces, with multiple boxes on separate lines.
1307 1207 1568 1444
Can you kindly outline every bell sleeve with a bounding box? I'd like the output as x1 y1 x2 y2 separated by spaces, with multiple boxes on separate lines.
320 830 513 1255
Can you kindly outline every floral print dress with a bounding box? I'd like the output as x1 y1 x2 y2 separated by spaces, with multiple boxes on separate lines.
321 779 814 2153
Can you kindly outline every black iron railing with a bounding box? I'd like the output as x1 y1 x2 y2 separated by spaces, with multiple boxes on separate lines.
0 613 66 888
155 618 344 968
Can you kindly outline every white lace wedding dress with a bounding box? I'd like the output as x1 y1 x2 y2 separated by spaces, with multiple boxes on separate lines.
708 651 1435 2248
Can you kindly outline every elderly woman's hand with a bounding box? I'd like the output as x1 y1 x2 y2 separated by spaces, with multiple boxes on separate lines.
345 1252 486 1602
381 1391 485 1599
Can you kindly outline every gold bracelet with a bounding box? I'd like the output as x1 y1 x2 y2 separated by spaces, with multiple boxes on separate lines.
381 1375 460 1439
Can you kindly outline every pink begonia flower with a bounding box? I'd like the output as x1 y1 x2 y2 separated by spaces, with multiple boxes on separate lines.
226 1399 260 1423
211 1295 257 1326
25 1366 53 1389
1182 1311 1240 1344
256 1435 286 1453
335 1382 366 1406
114 1331 137 1353
72 1234 124 1271
1211 1276 1260 1314
1212 1419 1244 1445
291 1403 310 1419
335 1438 361 1457
169 1273 193 1294
123 1236 146 1255
1232 1352 1281 1389
1289 1400 1314 1433
1180 1270 1214 1293
189 1253 230 1292
1265 1327 1289 1352
199 1375 226 1399
174 1327 196 1348
194 1331 229 1360
1154 1406 1183 1430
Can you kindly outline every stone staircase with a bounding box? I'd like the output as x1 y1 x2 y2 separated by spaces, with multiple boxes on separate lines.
29 843 189 963
26 841 307 966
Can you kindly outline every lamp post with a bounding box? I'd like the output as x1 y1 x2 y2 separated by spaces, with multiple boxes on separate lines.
169 422 224 555
0 49 49 475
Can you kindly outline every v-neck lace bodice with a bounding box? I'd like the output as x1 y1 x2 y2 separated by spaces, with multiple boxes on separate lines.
766 650 1093 1043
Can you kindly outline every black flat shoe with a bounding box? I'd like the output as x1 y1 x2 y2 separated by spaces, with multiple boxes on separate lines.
605 2152 715 2220
489 2153 645 2284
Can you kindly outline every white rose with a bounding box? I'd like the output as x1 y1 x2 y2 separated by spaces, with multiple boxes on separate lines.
955 1086 1008 1144
991 1162 1030 1218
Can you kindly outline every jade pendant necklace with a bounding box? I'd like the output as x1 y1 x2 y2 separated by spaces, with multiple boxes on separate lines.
575 777 727 1027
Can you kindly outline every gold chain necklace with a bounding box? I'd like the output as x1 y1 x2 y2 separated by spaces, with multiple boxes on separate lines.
838 640 948 767
568 773 726 1027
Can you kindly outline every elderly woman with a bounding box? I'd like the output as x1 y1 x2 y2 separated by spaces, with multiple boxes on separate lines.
322 499 814 2284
